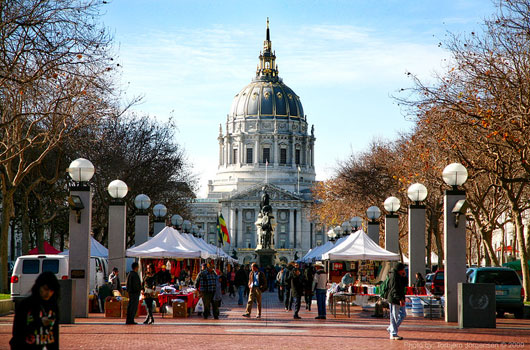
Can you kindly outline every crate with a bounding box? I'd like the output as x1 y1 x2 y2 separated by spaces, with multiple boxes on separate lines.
104 301 121 317
172 300 188 318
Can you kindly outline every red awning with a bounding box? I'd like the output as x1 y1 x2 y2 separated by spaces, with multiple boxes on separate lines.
495 245 518 253
28 241 61 255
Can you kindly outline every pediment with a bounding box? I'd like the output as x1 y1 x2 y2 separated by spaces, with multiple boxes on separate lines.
227 184 301 202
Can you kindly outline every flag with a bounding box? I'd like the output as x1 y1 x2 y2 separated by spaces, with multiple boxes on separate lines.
217 213 230 244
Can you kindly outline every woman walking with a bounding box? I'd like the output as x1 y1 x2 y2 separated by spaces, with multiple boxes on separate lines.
142 264 156 324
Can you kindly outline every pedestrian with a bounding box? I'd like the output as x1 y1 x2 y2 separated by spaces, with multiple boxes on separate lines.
228 267 236 297
303 265 314 310
414 272 425 294
213 275 223 319
276 265 286 302
290 267 304 319
10 271 60 350
243 264 250 298
195 263 219 319
313 262 327 319
109 267 121 292
387 263 407 340
340 270 355 291
126 262 142 325
142 264 156 325
234 265 248 305
242 263 267 319
284 263 294 311
266 265 275 292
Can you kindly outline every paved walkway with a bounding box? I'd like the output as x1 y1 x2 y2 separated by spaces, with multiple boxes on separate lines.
0 291 529 350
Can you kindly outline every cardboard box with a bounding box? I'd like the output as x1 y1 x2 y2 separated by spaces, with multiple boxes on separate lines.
105 301 121 317
120 300 139 318
172 300 188 318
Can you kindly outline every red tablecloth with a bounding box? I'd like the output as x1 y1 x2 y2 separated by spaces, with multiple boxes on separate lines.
158 292 195 308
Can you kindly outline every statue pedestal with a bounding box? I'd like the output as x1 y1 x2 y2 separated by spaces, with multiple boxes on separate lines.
255 248 276 268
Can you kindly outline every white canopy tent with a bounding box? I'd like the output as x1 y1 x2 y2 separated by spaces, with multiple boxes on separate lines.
301 241 334 262
126 226 208 259
402 252 439 265
322 229 400 261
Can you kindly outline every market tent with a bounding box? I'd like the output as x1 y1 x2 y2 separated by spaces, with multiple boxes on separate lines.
126 226 208 259
182 233 219 258
60 236 108 257
301 241 334 262
503 259 530 271
402 252 439 265
28 241 61 255
322 229 400 261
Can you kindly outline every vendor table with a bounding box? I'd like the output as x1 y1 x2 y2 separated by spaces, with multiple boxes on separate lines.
158 292 196 317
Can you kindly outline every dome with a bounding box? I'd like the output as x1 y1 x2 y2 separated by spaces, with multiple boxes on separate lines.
229 80 304 119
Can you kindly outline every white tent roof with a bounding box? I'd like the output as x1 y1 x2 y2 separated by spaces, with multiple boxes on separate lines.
403 252 439 265
322 229 400 261
60 236 108 257
182 233 219 258
126 226 208 259
301 241 334 262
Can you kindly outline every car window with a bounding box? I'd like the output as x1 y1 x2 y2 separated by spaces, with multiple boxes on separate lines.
42 259 60 274
22 259 40 274
476 270 521 285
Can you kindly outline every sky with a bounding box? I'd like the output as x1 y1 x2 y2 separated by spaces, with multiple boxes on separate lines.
100 0 498 197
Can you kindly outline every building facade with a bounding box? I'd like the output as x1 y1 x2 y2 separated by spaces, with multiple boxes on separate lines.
191 20 327 264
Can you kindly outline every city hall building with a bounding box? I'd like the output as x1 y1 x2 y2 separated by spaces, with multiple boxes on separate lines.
191 21 326 264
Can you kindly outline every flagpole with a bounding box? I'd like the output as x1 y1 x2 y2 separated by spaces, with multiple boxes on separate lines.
265 160 268 184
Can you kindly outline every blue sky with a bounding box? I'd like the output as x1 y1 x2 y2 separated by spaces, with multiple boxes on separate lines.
101 1 497 197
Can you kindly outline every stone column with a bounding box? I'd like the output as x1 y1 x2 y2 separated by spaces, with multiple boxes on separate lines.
237 208 243 248
296 207 302 249
408 205 426 287
444 190 467 323
108 203 127 282
229 207 235 250
385 214 399 254
289 209 295 249
135 214 149 248
68 187 92 318
153 219 165 236
254 138 259 164
367 221 380 245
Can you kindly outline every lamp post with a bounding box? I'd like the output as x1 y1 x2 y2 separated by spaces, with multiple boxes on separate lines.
407 183 428 288
107 180 128 283
182 220 192 233
327 228 337 242
442 163 468 322
191 224 199 237
341 221 352 237
366 206 381 244
384 196 401 255
171 214 183 231
66 158 95 318
350 216 362 232
152 204 167 236
134 194 151 246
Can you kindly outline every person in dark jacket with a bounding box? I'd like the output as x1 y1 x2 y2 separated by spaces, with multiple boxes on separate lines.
126 262 142 325
142 264 156 324
10 271 60 350
290 267 304 319
387 263 407 340
234 265 248 305
284 263 294 311
303 266 315 311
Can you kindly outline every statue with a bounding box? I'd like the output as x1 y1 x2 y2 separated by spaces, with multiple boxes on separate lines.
256 188 275 250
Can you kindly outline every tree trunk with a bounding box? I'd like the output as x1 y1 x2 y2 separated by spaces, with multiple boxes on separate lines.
21 210 30 255
513 210 530 302
0 190 15 293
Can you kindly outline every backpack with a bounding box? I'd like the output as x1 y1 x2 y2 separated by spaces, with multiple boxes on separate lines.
379 275 390 300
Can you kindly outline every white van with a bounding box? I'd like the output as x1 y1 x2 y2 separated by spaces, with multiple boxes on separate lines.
10 254 108 302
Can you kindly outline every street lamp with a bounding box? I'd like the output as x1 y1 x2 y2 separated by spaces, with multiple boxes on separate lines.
153 203 167 236
107 179 128 283
350 216 362 231
66 158 95 318
171 214 183 230
334 225 343 240
366 206 381 244
134 194 151 246
191 224 199 237
442 163 468 322
407 183 428 288
327 228 337 242
384 197 400 254
341 221 352 237
182 220 192 233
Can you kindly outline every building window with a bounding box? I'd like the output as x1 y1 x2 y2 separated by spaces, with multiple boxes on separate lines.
280 240 286 249
280 148 287 164
246 147 253 164
233 148 238 164
263 147 270 163
295 149 300 165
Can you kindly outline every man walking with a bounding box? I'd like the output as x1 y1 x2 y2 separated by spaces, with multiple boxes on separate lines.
313 262 327 319
195 263 219 319
242 263 266 319
234 265 248 305
125 262 141 325
387 263 407 340
290 266 304 319
276 265 286 302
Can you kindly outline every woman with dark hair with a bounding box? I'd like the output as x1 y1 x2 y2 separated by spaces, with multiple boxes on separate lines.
10 271 60 349
142 264 156 324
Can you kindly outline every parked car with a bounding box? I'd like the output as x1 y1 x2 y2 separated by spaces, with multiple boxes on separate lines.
11 254 108 302
466 267 524 318
431 269 444 295
425 272 434 293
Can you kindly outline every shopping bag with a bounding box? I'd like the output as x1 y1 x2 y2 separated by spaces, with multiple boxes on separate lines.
194 298 204 313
